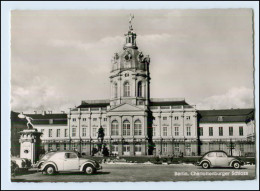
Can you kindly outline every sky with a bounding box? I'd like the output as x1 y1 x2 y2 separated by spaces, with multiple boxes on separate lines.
11 9 255 113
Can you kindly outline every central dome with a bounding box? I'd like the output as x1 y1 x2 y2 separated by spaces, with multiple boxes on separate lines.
111 30 150 72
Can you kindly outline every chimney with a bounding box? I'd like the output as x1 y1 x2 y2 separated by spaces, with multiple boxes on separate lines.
61 111 65 114
34 111 37 114
42 111 46 116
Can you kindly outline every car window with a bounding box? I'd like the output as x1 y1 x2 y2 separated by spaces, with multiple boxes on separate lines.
207 152 216 157
65 153 78 159
216 152 225 157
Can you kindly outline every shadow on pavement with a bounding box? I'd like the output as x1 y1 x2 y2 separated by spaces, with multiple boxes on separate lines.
11 178 41 182
196 166 248 170
15 170 39 176
50 171 111 176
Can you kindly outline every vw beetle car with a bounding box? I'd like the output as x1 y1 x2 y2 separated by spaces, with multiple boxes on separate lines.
197 150 244 169
39 151 102 175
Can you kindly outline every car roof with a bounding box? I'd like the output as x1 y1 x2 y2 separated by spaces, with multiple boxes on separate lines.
203 150 228 156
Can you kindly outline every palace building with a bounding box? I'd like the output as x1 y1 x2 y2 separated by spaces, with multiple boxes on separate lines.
11 18 255 157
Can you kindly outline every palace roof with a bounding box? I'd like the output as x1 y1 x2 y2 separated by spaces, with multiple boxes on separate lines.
198 108 254 123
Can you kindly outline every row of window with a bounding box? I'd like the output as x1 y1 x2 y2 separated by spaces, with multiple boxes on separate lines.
45 120 143 138
159 143 191 153
113 81 143 98
152 126 191 137
71 116 192 122
72 118 107 122
199 126 244 136
163 116 191 120
111 120 142 136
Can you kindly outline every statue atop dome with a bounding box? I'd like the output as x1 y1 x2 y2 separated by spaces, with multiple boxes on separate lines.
129 14 134 31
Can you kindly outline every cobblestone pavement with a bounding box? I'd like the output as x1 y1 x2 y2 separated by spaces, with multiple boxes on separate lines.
11 164 256 182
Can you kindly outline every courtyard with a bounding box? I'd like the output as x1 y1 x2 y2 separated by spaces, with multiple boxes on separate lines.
11 163 256 182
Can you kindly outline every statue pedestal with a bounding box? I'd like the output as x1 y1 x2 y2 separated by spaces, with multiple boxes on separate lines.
19 129 42 164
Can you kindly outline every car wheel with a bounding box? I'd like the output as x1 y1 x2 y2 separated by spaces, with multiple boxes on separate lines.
45 165 55 175
202 162 210 169
233 162 240 169
84 165 95 175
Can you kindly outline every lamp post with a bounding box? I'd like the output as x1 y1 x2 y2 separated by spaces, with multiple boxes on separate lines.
89 138 92 156
183 136 187 157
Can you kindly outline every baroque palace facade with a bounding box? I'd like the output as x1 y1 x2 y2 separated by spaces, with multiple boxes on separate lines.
11 19 255 157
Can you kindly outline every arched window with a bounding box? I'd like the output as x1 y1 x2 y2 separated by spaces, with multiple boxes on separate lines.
114 83 118 98
134 119 142 136
137 81 142 97
111 120 119 136
123 120 131 136
124 82 130 97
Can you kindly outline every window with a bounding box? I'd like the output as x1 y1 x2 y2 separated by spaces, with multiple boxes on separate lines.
111 120 119 136
174 116 179 120
72 118 76 122
186 116 190 120
124 82 130 97
82 128 87 137
104 118 107 121
71 144 77 151
216 152 227 157
48 129 53 137
82 118 87 121
93 118 97 121
229 127 233 136
185 143 192 156
163 127 167 136
134 120 142 136
239 126 243 136
114 83 118 98
49 119 53 124
64 129 68 137
219 127 223 136
123 144 130 154
135 143 142 152
72 128 76 137
48 144 52 151
123 120 131 136
199 127 203 136
209 127 213 136
56 129 60 137
137 81 142 97
56 143 60 151
174 143 180 152
162 143 167 153
208 152 216 157
163 117 167 120
174 127 179 136
218 116 223 121
186 126 191 136
112 144 118 153
65 152 78 158
92 128 97 137
64 143 68 150
219 143 224 151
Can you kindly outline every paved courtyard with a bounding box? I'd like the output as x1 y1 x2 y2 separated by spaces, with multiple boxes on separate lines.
11 164 256 182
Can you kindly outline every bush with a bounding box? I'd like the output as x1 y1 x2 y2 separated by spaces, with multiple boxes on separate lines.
11 160 19 177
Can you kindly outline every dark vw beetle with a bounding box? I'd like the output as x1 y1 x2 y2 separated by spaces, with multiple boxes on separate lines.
39 151 102 175
197 150 244 169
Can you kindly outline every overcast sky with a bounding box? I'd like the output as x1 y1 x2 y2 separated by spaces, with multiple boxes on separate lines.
11 9 254 113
